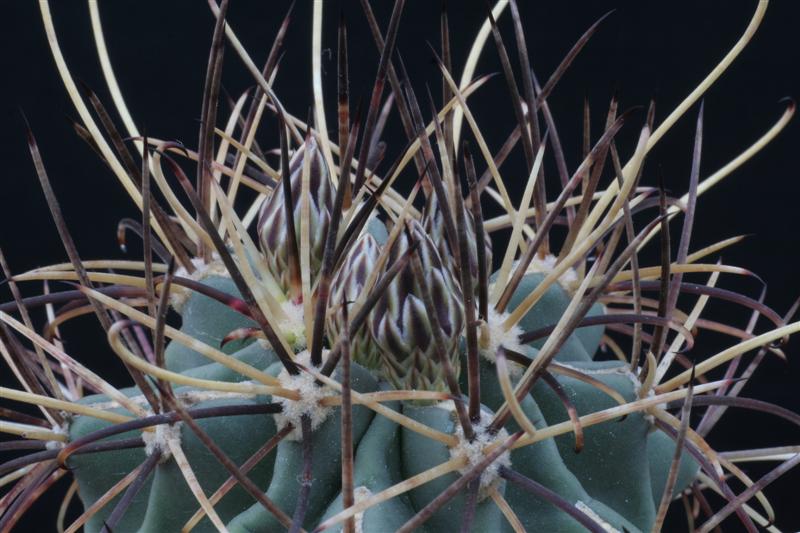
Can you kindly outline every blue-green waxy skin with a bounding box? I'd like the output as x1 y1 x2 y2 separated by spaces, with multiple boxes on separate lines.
227 363 378 532
70 336 376 532
69 279 276 532
365 215 389 246
69 389 151 533
401 403 506 532
575 302 606 354
165 275 258 373
68 271 699 532
475 359 641 533
480 269 697 531
532 360 655 530
495 272 592 362
183 341 277 383
318 389 421 533
136 395 278 532
69 386 277 533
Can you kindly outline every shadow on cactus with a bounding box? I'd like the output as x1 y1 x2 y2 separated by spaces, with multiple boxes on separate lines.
2 1 799 532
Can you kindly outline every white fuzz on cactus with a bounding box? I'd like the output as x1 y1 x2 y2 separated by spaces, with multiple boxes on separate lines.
274 300 308 351
142 422 182 461
446 404 512 498
273 351 334 440
522 254 579 288
170 255 228 312
478 308 527 374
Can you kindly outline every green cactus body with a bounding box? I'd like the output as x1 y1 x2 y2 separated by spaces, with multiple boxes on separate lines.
69 388 277 533
647 429 701 505
165 275 258 373
65 270 698 532
494 271 592 362
227 361 378 532
318 393 420 533
136 395 278 532
69 392 152 533
400 403 507 532
531 361 655 530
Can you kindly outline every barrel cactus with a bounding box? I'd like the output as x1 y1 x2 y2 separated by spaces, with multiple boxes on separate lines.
2 1 799 532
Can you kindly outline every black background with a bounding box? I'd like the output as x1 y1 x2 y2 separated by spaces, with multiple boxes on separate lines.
2 1 800 531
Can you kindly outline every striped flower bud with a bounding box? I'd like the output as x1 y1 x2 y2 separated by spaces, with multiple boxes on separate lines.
422 192 492 296
258 137 334 296
326 232 383 370
370 220 464 391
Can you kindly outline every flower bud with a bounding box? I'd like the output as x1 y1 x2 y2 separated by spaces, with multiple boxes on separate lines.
327 232 383 370
370 220 464 391
422 193 492 296
258 137 334 296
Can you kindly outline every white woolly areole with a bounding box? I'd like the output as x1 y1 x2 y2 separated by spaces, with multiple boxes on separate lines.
46 424 68 450
142 421 182 462
170 254 228 312
274 300 307 350
629 365 662 425
479 309 527 376
273 350 334 440
352 486 373 533
520 253 578 288
575 501 621 532
440 402 512 499
640 388 664 425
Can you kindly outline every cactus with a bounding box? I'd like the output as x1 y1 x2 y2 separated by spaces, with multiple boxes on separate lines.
2 2 800 532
